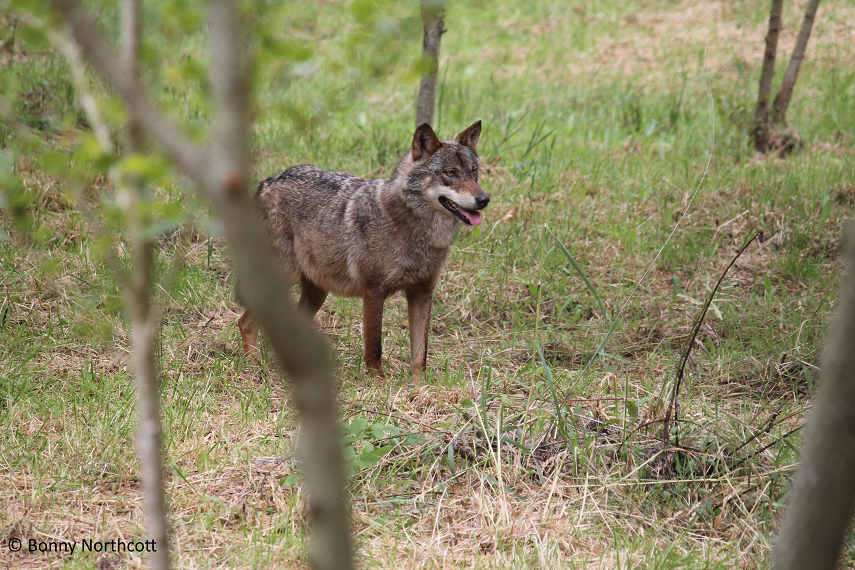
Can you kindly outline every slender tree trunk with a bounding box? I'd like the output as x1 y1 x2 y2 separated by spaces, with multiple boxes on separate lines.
121 0 143 153
121 1 172 568
771 0 822 124
754 0 784 154
773 222 855 570
415 0 445 126
47 2 354 568
128 237 171 570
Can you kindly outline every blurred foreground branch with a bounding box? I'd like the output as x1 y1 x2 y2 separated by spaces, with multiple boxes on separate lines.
773 221 855 570
119 1 171 568
45 1 353 568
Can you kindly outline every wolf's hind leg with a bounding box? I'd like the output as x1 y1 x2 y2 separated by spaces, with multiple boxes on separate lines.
238 310 261 363
297 274 328 317
406 282 434 380
362 287 386 378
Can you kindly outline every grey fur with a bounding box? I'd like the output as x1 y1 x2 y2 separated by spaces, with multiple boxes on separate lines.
239 121 489 376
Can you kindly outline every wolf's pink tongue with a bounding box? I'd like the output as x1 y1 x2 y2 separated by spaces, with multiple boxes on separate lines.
464 209 483 226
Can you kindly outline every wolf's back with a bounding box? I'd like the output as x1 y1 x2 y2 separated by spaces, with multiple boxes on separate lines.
253 165 382 297
256 165 362 212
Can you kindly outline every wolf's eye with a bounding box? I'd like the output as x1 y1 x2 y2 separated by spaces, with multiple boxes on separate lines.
444 169 457 178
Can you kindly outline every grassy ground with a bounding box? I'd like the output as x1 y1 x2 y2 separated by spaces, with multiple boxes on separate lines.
2 0 855 568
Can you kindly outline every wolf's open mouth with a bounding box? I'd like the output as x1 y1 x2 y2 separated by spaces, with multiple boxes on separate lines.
439 196 483 226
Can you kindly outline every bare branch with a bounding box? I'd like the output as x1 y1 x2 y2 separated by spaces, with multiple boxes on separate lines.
121 0 143 154
663 230 759 446
58 4 173 566
207 0 250 180
54 35 112 148
205 193 354 570
204 4 354 563
773 221 855 570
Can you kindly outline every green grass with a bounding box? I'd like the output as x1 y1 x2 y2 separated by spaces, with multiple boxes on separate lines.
2 0 855 568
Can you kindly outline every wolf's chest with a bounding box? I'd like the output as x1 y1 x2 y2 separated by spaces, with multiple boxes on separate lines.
364 236 449 290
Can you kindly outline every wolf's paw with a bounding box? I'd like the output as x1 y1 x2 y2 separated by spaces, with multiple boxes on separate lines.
245 347 262 365
364 361 385 379
410 364 425 382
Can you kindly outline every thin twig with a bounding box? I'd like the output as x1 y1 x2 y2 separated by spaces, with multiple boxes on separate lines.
662 229 760 447
733 401 787 454
735 425 804 469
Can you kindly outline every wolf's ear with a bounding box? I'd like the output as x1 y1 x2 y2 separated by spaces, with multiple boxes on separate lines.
456 120 481 153
412 123 442 161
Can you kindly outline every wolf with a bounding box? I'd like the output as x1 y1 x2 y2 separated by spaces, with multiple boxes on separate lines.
238 121 489 378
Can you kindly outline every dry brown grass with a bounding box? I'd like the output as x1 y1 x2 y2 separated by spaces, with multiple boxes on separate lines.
3 0 855 566
3 147 847 567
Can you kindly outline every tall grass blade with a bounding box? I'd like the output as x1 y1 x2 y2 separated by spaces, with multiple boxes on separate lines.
547 225 609 323
537 341 573 447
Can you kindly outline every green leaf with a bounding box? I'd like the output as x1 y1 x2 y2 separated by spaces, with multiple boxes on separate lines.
264 39 314 62
122 154 154 177
547 225 609 323
348 416 368 435
537 342 573 447
597 350 631 364
356 444 393 469
369 423 388 440
0 150 16 176
402 433 426 445
40 150 69 175
19 24 47 51
179 58 207 83
626 399 638 420
500 436 531 454
40 257 62 275
281 473 302 487
351 0 380 26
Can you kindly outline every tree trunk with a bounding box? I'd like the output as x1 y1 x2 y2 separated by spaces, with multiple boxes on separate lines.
128 238 172 570
121 1 172 568
415 0 445 126
753 0 784 154
771 0 822 124
121 0 143 153
773 222 855 570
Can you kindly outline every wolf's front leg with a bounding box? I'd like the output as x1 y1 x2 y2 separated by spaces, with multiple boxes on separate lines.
238 310 261 364
406 282 434 379
362 288 386 378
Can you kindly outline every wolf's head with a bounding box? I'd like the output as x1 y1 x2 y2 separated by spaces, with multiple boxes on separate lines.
405 121 490 226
